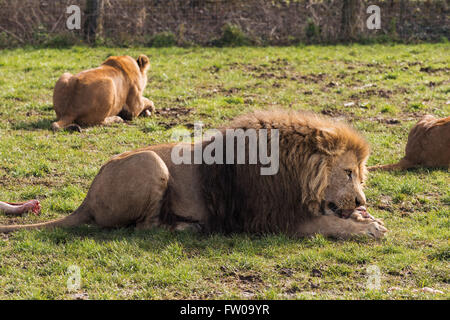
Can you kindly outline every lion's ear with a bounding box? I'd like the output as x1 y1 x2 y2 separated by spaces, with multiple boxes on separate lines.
137 55 150 70
313 128 340 155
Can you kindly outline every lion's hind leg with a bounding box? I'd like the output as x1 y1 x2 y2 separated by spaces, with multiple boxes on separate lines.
51 118 81 132
87 150 169 229
102 116 124 126
297 214 387 239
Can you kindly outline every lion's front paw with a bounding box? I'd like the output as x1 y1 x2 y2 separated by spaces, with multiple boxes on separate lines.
350 207 384 226
364 221 388 239
142 98 155 115
141 109 152 117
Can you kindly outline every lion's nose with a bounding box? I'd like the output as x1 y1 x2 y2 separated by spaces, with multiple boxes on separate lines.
355 195 366 207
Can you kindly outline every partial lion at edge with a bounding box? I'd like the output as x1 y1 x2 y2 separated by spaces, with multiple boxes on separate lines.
368 115 450 171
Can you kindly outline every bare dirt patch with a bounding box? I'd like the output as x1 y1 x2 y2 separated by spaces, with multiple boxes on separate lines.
367 117 401 125
351 89 393 99
227 60 327 83
155 107 192 118
154 107 194 129
321 108 352 119
420 66 450 73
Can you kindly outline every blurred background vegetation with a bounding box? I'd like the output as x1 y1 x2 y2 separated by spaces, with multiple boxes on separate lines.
0 0 448 49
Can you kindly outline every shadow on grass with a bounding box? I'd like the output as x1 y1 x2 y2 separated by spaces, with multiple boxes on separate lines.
26 223 363 256
11 118 53 131
374 166 449 176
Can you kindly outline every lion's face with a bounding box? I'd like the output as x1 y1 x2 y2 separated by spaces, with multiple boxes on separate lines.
323 151 366 217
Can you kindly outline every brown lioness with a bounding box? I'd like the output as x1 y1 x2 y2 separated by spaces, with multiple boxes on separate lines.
51 55 155 131
1 110 387 239
369 115 450 171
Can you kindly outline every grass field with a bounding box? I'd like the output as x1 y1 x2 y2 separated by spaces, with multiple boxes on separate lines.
0 43 448 300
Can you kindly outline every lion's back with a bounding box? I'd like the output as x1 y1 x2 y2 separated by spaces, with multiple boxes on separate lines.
405 115 450 167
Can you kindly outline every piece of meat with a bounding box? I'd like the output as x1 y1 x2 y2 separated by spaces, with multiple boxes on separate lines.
355 206 375 220
0 200 41 216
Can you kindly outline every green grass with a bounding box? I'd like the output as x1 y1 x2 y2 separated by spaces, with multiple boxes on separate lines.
0 44 449 300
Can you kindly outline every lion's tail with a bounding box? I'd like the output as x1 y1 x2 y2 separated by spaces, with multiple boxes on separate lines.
0 203 91 234
367 158 415 171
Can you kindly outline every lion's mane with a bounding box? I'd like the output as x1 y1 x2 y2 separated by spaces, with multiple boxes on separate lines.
200 110 370 235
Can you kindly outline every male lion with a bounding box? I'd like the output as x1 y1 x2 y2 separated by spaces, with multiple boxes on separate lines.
51 55 155 131
368 115 450 171
1 110 387 239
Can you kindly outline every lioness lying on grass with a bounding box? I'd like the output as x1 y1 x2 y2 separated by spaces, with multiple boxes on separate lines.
52 55 155 132
369 115 450 171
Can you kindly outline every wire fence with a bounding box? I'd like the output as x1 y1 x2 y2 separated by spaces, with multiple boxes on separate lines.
0 0 448 48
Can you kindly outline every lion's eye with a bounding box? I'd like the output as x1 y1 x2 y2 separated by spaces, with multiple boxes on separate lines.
345 169 352 179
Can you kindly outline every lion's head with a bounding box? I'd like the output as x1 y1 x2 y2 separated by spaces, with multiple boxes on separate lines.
102 54 150 83
322 150 367 217
201 109 370 235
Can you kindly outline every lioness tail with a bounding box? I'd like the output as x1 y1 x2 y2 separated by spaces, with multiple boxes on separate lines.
367 158 415 171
